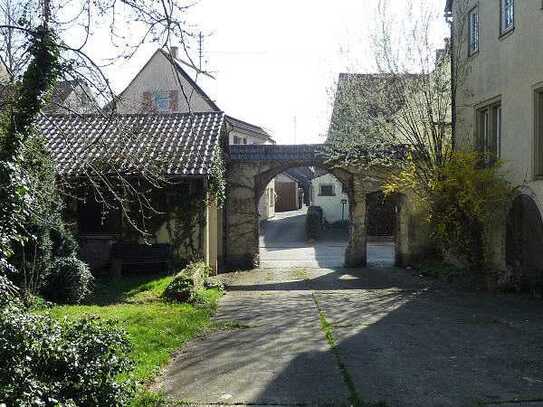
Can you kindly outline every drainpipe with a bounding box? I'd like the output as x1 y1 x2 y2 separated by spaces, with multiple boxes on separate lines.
446 11 456 151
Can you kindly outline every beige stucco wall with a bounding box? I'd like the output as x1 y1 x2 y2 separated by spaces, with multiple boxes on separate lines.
452 1 543 274
115 50 215 114
311 173 349 223
258 178 276 220
454 1 543 192
228 128 271 145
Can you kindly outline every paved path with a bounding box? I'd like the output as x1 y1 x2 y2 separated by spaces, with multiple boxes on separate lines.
159 267 543 406
259 208 394 269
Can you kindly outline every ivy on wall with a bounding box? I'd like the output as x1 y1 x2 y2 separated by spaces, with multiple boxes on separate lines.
118 180 207 267
164 185 206 266
0 27 63 299
207 144 226 207
322 140 407 171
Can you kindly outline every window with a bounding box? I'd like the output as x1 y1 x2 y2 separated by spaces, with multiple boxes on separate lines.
500 0 515 35
142 90 178 112
535 89 543 177
233 135 247 145
319 184 335 197
477 102 502 163
468 6 479 55
154 91 169 111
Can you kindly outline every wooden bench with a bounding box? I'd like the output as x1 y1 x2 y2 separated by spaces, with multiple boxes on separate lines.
110 243 172 277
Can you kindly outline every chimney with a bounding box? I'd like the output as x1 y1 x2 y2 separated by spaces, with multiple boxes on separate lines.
170 46 178 59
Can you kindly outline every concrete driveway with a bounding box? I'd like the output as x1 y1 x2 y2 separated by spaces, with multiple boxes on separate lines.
159 267 543 406
259 208 394 269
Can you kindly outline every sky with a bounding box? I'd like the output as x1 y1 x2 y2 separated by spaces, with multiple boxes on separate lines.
102 0 448 145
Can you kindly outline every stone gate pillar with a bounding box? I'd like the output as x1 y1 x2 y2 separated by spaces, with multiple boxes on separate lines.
345 174 367 267
225 163 259 269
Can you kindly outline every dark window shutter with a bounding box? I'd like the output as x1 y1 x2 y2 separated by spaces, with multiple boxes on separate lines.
169 90 179 112
143 91 152 111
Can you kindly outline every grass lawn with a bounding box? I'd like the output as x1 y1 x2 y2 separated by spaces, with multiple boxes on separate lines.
47 274 222 383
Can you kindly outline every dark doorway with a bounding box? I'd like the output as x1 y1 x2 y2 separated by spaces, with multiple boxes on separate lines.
366 191 397 266
506 194 543 290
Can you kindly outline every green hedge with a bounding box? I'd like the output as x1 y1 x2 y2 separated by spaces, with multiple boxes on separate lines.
0 305 134 406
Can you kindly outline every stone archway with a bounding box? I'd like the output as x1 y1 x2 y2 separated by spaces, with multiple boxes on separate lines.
225 145 378 269
224 144 430 270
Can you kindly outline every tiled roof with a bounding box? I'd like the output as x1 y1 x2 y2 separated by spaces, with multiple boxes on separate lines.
229 144 325 162
37 112 225 177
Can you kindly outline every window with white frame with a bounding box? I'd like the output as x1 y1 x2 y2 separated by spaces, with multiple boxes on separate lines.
477 102 502 163
233 135 247 145
468 6 479 55
500 0 515 34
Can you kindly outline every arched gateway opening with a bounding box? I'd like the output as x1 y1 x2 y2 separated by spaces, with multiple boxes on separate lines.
506 193 543 290
224 144 413 270
257 166 351 269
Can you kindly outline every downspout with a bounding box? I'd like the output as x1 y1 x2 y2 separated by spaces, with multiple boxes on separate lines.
446 10 456 151
222 118 233 271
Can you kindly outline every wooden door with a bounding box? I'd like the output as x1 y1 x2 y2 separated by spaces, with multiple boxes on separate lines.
275 182 297 212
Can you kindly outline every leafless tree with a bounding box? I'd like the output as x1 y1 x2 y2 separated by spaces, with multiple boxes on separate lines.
328 0 471 186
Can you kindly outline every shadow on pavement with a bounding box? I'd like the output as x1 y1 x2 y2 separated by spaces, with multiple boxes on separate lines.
252 271 543 406
259 208 395 269
161 265 543 406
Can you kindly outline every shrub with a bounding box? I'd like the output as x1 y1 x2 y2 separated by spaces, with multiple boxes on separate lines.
306 206 323 240
0 259 20 307
429 152 511 270
386 151 511 271
42 256 94 304
51 225 79 258
205 276 225 293
0 305 134 406
163 261 211 304
0 274 19 307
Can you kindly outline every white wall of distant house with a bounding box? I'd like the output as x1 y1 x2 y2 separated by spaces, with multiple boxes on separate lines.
311 173 349 223
229 129 271 145
258 178 275 220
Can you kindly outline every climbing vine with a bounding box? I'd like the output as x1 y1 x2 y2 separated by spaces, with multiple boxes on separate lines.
164 186 207 266
321 139 407 171
207 144 226 207
0 26 61 290
120 180 207 267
